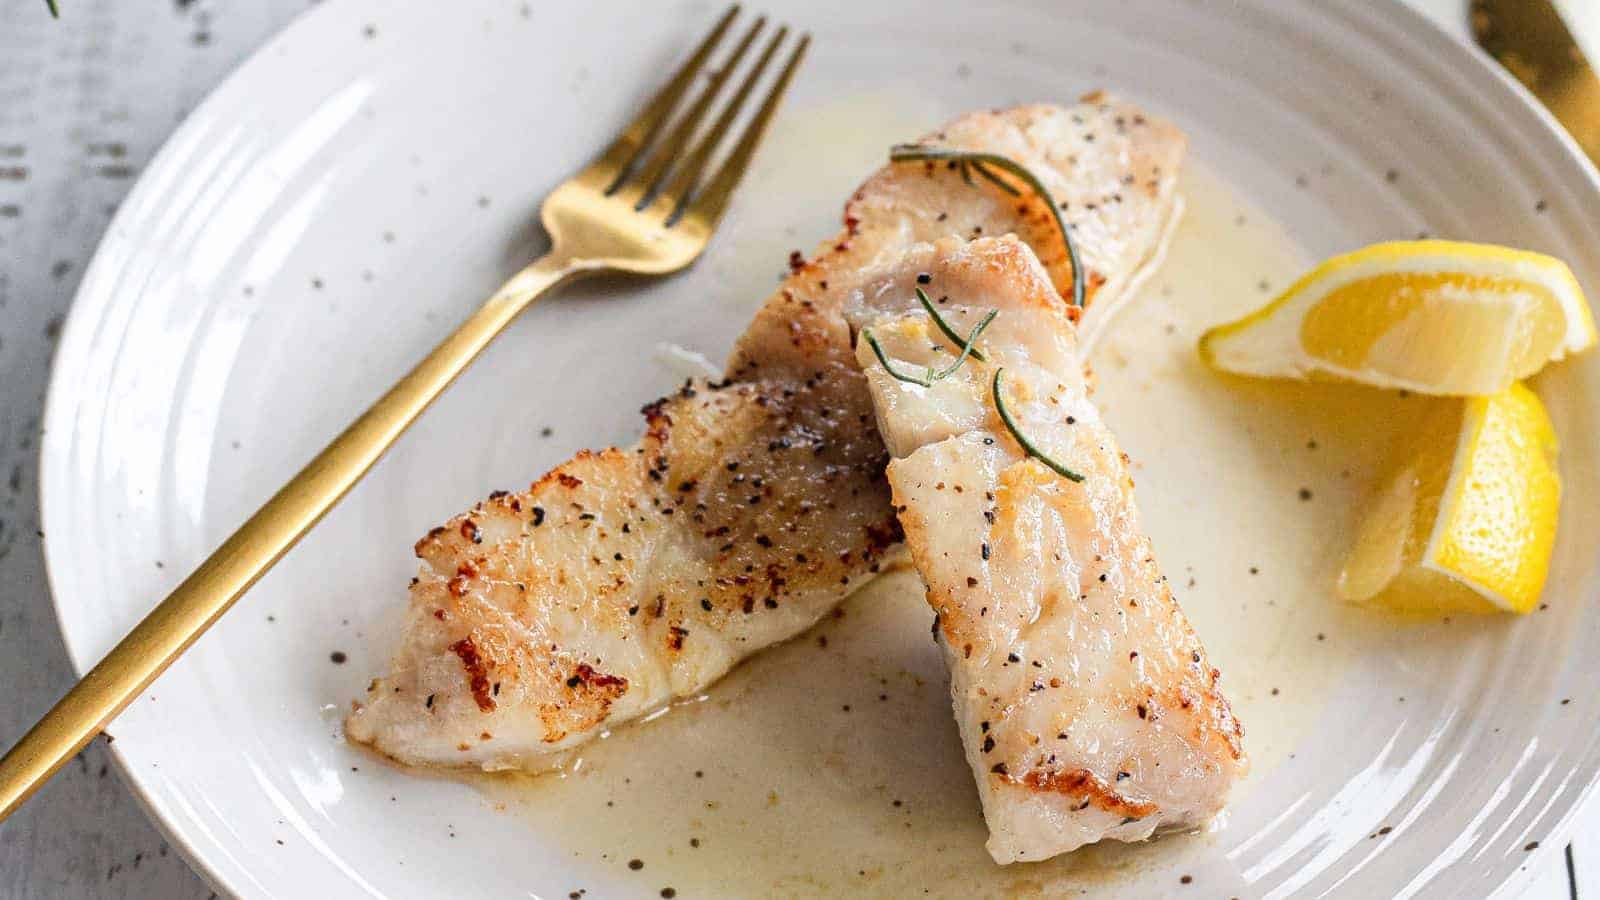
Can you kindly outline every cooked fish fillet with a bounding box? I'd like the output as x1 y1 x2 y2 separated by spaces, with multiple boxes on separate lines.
346 94 1186 770
847 235 1245 864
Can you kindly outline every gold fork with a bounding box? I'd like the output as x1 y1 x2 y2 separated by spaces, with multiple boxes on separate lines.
0 5 807 821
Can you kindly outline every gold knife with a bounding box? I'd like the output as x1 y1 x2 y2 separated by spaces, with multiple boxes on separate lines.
1472 0 1600 166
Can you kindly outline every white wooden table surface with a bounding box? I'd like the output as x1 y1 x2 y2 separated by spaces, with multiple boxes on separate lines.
0 1 1592 897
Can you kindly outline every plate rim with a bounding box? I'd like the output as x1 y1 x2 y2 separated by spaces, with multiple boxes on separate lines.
35 0 1600 897
35 2 338 897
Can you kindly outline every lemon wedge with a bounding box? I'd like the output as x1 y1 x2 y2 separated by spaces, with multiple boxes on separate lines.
1199 240 1596 395
1337 382 1559 615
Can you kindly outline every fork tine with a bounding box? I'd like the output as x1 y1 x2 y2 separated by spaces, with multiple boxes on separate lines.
650 26 787 218
678 32 810 229
584 5 740 192
619 16 767 208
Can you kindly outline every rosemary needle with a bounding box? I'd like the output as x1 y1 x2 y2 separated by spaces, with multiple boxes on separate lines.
929 308 997 379
992 368 1084 482
889 145 1086 310
863 328 933 387
971 160 1020 196
45 0 59 16
917 287 988 362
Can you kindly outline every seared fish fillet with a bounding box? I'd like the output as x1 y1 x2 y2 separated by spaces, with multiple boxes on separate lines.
346 95 1185 770
848 236 1246 863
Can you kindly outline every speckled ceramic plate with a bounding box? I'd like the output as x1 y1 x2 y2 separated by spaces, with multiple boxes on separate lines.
40 1 1600 897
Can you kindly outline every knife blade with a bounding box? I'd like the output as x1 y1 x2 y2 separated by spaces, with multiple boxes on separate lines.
1472 0 1600 166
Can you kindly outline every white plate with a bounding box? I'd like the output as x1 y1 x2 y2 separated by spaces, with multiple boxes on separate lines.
40 0 1600 897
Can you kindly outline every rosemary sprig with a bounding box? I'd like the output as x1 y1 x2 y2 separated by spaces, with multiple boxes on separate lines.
889 145 1085 310
863 303 997 388
992 368 1084 482
917 287 987 362
45 0 59 17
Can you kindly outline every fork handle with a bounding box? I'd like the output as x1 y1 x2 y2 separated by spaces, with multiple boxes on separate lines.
0 251 583 822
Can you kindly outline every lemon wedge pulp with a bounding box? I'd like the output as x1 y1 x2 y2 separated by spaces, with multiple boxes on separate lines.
1199 240 1596 395
1337 382 1560 616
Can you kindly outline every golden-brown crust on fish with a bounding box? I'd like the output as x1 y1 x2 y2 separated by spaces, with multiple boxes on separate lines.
348 373 900 769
